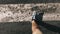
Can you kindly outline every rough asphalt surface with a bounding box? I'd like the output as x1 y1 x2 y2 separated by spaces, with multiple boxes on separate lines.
0 21 31 34
1 4 60 22
0 0 60 4
0 21 60 34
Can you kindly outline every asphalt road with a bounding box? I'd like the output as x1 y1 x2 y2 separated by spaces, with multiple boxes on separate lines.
0 0 60 4
0 21 60 34
0 21 31 34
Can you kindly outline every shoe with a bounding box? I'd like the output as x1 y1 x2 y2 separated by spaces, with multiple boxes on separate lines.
32 6 44 25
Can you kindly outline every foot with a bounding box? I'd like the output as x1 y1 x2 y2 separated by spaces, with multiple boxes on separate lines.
32 6 44 24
